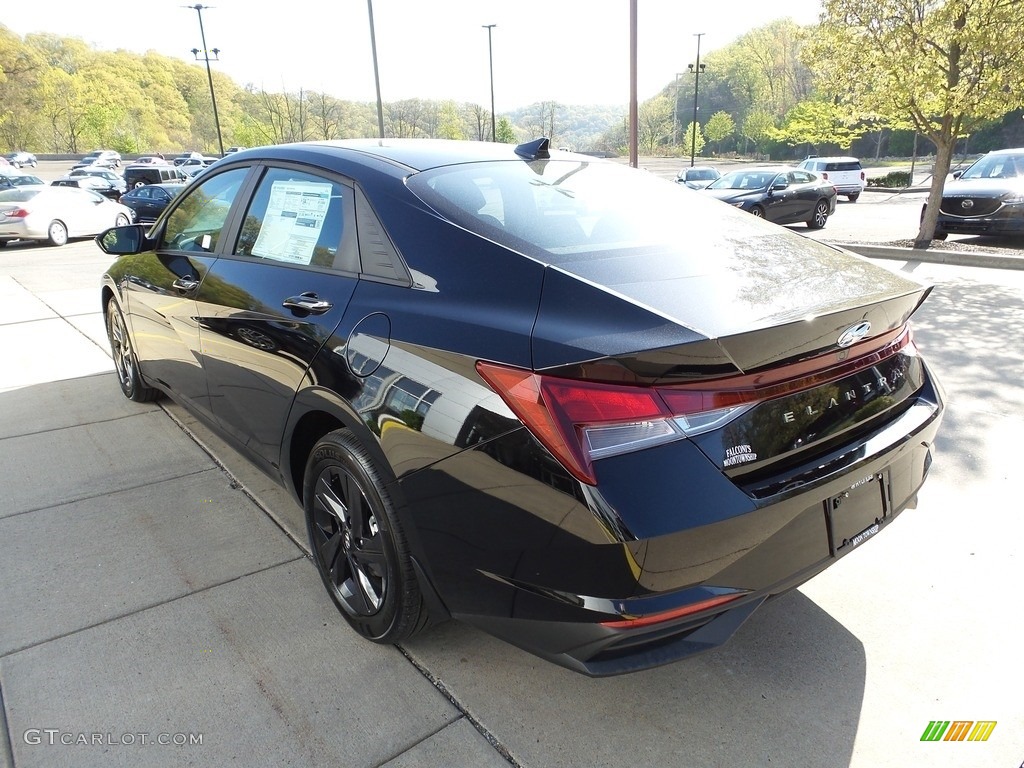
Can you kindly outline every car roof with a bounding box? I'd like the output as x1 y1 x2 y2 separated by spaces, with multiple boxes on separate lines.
985 147 1024 155
805 156 860 162
234 138 568 174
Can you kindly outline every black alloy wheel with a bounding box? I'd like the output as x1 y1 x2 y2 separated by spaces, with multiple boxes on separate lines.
807 200 829 229
304 430 427 643
106 298 160 402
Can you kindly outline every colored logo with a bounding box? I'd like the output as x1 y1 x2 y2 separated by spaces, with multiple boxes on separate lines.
920 720 997 742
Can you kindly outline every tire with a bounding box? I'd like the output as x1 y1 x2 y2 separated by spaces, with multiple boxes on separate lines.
304 429 427 643
807 200 829 229
749 206 765 218
848 194 860 202
106 297 160 402
114 213 130 227
46 220 68 247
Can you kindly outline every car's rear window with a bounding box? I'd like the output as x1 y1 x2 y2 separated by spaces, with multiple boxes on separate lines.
408 159 772 262
825 162 861 172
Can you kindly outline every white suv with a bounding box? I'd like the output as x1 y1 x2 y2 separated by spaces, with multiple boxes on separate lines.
798 156 866 201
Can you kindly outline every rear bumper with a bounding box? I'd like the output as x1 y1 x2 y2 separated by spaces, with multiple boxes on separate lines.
402 361 944 675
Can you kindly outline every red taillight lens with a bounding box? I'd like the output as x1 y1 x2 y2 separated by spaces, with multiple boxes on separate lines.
860 171 866 180
476 328 911 486
5 208 29 218
476 362 755 485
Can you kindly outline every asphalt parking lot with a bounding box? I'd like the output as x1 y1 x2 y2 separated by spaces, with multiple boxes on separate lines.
1 168 1022 767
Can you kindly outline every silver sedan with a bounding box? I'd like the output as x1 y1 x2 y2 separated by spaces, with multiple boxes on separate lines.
0 185 133 247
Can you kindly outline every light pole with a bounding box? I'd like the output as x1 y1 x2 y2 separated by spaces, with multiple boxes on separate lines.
687 33 705 168
186 4 224 156
482 24 497 141
367 0 385 139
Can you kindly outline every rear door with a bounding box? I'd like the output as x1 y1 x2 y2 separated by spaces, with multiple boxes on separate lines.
195 163 361 471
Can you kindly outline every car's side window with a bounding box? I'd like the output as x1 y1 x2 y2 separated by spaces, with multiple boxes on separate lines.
161 168 248 253
135 187 152 199
233 167 358 272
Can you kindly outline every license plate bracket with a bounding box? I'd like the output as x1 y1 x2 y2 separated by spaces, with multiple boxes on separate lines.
827 471 890 555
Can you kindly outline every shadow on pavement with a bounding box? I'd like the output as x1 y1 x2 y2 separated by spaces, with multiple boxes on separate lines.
404 589 865 768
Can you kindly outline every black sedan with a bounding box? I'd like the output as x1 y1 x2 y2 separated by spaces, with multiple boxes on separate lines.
929 147 1024 239
97 138 943 676
117 182 187 223
702 166 837 228
51 175 122 201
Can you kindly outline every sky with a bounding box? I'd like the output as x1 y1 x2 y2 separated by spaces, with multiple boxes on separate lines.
5 1 824 110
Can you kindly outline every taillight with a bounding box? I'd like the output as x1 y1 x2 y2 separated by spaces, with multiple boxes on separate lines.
476 328 912 486
860 171 866 180
5 208 29 218
821 172 829 180
476 362 755 485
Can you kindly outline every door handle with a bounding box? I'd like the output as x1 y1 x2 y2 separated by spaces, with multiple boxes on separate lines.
172 276 200 292
282 292 333 315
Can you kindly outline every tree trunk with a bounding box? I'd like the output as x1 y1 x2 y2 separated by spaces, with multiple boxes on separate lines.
914 137 955 249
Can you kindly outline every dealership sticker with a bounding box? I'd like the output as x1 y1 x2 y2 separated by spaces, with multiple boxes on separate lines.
723 444 757 467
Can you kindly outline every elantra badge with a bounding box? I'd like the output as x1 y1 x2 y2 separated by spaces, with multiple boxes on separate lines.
837 321 872 348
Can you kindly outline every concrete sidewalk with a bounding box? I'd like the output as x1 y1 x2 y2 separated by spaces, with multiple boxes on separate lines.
2 238 1021 768
0 256 508 767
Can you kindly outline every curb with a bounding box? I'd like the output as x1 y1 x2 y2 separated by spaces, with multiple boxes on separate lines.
831 242 1024 271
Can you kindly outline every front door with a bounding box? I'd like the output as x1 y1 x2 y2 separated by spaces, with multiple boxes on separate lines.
195 164 361 472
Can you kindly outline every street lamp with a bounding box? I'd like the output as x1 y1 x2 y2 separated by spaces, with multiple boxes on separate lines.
482 24 497 141
185 4 224 156
687 33 705 168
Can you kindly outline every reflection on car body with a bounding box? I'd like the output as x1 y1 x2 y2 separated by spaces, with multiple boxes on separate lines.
98 138 943 676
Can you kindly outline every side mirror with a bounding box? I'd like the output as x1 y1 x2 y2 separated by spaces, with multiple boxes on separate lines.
97 224 148 255
952 170 963 179
772 180 789 191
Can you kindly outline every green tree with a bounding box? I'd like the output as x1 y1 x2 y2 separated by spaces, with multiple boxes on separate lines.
638 95 672 153
704 110 735 153
807 0 1024 247
742 110 775 157
437 100 466 140
682 121 705 159
495 116 516 143
771 99 863 153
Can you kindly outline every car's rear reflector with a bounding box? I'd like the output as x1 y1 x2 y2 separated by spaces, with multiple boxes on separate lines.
600 592 746 629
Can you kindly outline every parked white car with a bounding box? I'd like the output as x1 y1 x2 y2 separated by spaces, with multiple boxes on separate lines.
0 186 132 246
797 156 866 201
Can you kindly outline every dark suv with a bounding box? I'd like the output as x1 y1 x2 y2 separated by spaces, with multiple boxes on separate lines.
929 147 1024 239
123 164 190 190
